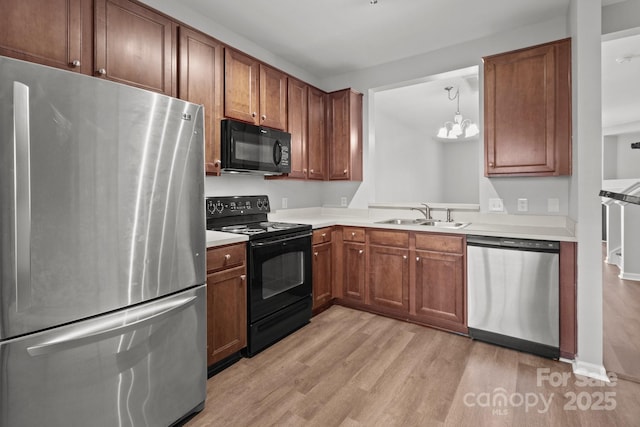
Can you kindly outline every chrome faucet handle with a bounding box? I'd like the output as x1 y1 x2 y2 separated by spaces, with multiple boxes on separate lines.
421 203 431 220
446 208 452 222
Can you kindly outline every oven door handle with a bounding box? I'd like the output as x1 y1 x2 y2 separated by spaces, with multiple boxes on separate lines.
250 232 312 247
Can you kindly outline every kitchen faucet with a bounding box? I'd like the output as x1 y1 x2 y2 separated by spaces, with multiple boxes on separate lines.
411 203 431 220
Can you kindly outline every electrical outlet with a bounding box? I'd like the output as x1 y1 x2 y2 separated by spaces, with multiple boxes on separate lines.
489 198 504 212
517 198 528 212
282 197 288 209
340 197 347 207
548 198 560 213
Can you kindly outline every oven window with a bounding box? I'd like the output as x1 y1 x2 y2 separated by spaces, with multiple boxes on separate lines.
262 251 304 299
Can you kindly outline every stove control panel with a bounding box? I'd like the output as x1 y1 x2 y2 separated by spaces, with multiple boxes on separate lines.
206 195 270 218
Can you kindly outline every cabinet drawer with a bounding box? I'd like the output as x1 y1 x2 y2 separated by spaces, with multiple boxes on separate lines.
414 233 464 254
207 243 246 273
313 227 333 245
343 227 365 243
368 230 409 248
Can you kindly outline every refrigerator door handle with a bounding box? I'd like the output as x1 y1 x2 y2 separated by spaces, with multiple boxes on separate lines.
26 295 198 357
13 81 32 311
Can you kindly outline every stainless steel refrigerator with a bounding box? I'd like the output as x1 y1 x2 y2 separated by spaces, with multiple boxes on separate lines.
0 56 207 427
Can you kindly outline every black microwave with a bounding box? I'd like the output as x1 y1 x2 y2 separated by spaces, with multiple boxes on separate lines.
221 119 291 175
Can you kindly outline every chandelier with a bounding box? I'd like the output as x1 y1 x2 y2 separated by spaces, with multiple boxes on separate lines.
436 86 479 141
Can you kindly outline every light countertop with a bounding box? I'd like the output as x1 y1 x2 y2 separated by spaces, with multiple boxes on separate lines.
206 230 248 248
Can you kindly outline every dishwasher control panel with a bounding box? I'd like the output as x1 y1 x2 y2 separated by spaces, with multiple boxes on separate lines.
466 235 559 252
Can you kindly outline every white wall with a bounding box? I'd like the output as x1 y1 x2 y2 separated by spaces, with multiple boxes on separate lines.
602 135 618 180
602 0 640 36
615 132 640 179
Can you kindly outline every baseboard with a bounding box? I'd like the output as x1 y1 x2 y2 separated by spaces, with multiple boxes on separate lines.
572 358 610 382
618 271 640 281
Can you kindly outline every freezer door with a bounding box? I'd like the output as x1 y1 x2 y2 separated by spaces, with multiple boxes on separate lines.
0 56 205 339
0 285 206 427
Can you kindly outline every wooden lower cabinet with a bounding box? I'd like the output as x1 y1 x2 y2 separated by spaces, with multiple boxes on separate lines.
368 244 409 312
343 242 366 303
312 241 332 310
414 249 465 332
206 244 247 367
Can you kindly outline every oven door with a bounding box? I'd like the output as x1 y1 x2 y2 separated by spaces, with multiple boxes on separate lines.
248 232 312 322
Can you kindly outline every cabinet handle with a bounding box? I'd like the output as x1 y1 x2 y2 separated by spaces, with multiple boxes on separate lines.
261 114 267 120
321 233 326 237
252 112 257 118
314 252 318 257
416 257 420 262
489 162 494 167
351 232 356 237
71 60 81 67
97 68 106 75
310 169 314 173
224 254 231 260
343 169 348 174
214 160 221 167
358 249 364 255
403 255 407 260
303 168 307 174
240 275 246 281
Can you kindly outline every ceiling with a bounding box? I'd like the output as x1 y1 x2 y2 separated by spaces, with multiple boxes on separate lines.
177 0 570 79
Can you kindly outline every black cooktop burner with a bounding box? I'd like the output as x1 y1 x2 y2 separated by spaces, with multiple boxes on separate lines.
206 196 311 240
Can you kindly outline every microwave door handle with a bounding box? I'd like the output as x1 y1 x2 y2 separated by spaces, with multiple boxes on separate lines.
13 82 32 311
273 141 282 166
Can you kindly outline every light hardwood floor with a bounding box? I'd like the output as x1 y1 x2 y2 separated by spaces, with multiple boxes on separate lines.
186 305 640 427
603 243 640 382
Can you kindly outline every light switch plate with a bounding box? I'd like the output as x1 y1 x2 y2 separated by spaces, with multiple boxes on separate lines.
489 198 504 212
517 198 528 212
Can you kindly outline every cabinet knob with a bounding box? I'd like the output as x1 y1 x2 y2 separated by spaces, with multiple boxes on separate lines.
489 162 494 167
403 255 407 260
252 112 257 118
416 257 420 262
321 233 326 237
240 275 246 281
214 160 220 167
358 249 364 254
261 114 266 120
351 232 356 237
303 168 307 173
314 252 318 257
310 169 314 173
343 169 348 174
71 60 81 67
97 68 106 75
224 254 231 260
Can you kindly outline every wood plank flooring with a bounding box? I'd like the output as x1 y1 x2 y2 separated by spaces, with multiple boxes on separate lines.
603 243 640 382
186 306 640 427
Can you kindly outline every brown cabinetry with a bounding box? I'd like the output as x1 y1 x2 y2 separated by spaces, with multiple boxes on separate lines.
413 233 465 333
327 89 363 181
343 242 366 303
307 87 327 180
287 77 308 179
178 27 224 175
95 0 177 96
0 0 92 74
206 243 247 367
224 48 287 130
483 38 571 177
312 228 333 311
368 230 410 312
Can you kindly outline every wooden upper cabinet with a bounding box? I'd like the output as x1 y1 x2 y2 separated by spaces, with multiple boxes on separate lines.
484 38 571 177
260 63 287 130
307 86 327 180
178 27 224 175
224 48 287 130
94 0 177 96
0 0 92 74
287 77 308 179
328 89 363 181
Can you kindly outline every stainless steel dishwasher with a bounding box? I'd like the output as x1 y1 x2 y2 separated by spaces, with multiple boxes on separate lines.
466 235 560 359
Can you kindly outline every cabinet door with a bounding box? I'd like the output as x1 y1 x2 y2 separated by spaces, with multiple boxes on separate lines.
260 64 287 130
414 250 465 328
224 48 259 124
368 245 409 312
484 38 571 176
94 0 177 96
312 242 332 310
328 89 363 181
343 242 365 302
307 87 327 180
287 77 308 179
0 0 92 74
207 266 247 366
178 27 224 175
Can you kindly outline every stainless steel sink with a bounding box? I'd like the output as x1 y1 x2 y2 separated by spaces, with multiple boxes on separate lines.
375 218 428 225
375 218 469 229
